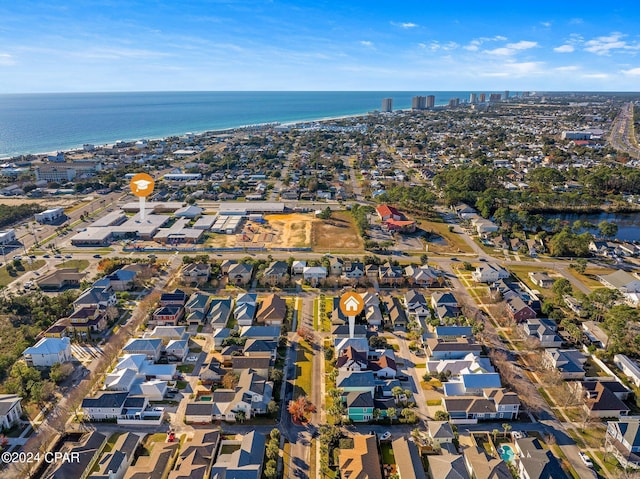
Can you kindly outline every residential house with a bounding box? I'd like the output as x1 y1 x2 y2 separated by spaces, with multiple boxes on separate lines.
443 373 503 397
35 268 85 291
342 261 365 280
378 262 404 286
431 292 460 312
582 321 609 348
472 264 509 283
434 326 473 340
143 325 188 344
165 340 189 362
365 303 383 327
123 441 179 479
160 289 188 307
231 356 271 377
0 394 22 430
573 380 630 418
615 354 640 388
227 263 254 285
385 296 408 329
405 265 440 287
185 402 215 423
369 351 397 379
343 391 374 422
336 371 376 397
122 338 163 361
81 391 129 420
542 349 587 380
331 296 348 325
336 346 368 371
392 437 428 479
331 324 367 339
262 261 289 285
291 260 306 274
256 294 287 326
207 298 232 328
235 293 258 326
520 318 563 348
199 361 228 386
404 290 430 320
207 369 273 422
47 431 109 479
185 292 212 325
528 272 555 288
427 354 495 377
168 429 220 479
564 295 587 317
462 446 513 479
239 325 281 341
338 434 382 479
90 432 142 479
428 452 470 479
66 306 108 336
151 305 184 326
73 285 116 310
427 338 482 360
181 262 211 285
599 270 640 304
329 257 343 276
514 437 568 479
23 337 72 367
427 421 455 446
505 296 537 323
303 266 327 285
210 430 265 479
365 264 380 279
443 389 520 423
94 268 136 291
606 417 640 469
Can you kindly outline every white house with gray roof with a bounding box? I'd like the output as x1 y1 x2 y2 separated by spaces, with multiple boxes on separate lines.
0 394 22 430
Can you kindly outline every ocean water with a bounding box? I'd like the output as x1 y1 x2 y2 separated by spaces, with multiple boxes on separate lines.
0 91 486 157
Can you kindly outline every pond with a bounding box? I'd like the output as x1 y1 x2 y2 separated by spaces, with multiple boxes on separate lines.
541 212 640 242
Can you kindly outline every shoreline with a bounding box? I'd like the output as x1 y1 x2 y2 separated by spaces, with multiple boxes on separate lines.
4 108 386 159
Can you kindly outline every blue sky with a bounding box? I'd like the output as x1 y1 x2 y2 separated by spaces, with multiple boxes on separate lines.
1 1 640 92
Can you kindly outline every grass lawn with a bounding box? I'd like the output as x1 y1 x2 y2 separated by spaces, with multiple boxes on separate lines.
140 432 167 456
0 259 46 287
103 433 123 453
566 266 612 290
321 298 333 332
593 451 620 475
380 442 395 464
56 259 90 271
313 297 319 331
294 340 313 398
176 380 188 389
507 264 556 299
177 364 194 374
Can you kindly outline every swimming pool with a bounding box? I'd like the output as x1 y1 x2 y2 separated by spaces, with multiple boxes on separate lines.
499 445 515 462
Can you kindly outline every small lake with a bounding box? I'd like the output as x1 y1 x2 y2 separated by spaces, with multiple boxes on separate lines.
541 212 640 242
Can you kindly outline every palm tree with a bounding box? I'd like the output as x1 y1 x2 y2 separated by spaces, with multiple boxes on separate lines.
492 429 500 444
502 423 512 439
387 407 397 424
235 410 246 423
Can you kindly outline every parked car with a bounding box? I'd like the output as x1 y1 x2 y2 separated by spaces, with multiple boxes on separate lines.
397 375 409 382
379 431 391 441
93 254 102 258
186 356 198 362
579 452 593 468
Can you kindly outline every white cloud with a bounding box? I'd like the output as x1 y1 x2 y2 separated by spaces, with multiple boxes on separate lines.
399 22 417 29
485 40 538 56
555 65 579 71
584 32 640 55
554 44 574 53
622 67 640 76
480 61 544 77
0 53 15 66
541 22 552 27
582 73 610 79
464 35 507 51
359 40 373 47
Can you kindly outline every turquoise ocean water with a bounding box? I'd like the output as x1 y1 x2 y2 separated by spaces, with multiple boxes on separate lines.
0 91 491 157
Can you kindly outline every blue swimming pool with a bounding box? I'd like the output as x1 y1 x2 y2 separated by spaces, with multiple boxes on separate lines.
499 445 515 462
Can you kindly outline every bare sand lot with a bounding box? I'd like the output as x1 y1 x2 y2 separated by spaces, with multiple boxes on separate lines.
0 198 80 208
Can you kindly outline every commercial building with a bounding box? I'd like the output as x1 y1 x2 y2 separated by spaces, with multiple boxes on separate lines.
426 95 435 108
412 96 427 110
0 229 16 245
35 207 65 223
381 98 393 112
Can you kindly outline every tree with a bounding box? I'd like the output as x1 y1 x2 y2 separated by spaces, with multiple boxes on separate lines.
400 408 417 424
264 460 277 479
267 400 279 415
434 410 450 421
270 428 280 441
318 207 332 220
598 221 618 239
234 410 246 423
492 428 500 443
552 278 572 301
288 395 316 423
222 372 240 389
391 386 404 404
502 423 512 438
387 407 397 423
269 369 283 383
266 441 280 460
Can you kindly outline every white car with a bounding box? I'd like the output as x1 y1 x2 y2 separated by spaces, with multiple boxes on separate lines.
579 452 593 468
379 431 391 441
186 356 198 362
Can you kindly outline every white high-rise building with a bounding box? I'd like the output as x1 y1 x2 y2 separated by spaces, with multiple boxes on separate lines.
381 98 393 112
469 93 477 104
